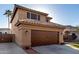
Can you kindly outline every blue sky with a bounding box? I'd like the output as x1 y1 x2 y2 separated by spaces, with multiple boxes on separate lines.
0 4 79 28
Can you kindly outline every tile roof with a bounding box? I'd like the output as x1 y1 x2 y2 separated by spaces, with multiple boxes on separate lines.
15 19 65 29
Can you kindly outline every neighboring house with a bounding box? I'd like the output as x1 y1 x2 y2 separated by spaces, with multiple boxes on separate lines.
75 32 79 41
0 28 10 34
63 25 79 41
10 4 65 48
63 25 77 34
63 25 77 36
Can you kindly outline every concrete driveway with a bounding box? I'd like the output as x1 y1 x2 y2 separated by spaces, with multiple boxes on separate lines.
0 43 26 54
32 44 79 54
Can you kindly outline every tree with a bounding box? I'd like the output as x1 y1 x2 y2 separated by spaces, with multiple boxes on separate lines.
3 10 12 28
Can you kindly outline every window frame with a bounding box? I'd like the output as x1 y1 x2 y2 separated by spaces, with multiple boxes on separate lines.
27 12 40 21
46 19 49 22
31 13 37 20
27 12 30 19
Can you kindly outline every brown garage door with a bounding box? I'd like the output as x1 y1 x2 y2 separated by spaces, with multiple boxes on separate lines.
31 30 59 46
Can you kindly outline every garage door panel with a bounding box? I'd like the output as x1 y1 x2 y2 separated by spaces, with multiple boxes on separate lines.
31 30 59 46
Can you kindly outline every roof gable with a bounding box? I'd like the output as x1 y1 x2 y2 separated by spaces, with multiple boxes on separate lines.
11 4 48 23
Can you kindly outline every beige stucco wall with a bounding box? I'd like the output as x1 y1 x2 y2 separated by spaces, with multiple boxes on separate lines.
11 9 24 46
40 15 47 22
20 29 31 47
59 31 64 43
18 9 27 20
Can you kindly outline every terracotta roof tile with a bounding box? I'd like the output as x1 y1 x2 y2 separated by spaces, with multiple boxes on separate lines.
15 19 65 29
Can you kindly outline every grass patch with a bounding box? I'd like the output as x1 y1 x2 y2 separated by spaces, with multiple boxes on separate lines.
70 42 79 48
73 44 79 48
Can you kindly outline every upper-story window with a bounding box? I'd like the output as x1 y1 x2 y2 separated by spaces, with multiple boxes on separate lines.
38 15 40 21
46 19 49 22
27 12 40 21
31 13 37 20
27 12 30 19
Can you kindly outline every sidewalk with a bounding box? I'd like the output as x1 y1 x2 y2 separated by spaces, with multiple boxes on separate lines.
0 43 26 54
25 48 39 54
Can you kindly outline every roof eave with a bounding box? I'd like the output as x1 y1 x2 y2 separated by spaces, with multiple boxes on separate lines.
15 20 65 29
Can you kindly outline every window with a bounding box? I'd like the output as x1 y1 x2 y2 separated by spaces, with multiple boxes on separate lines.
31 13 37 20
38 15 40 21
27 12 30 19
46 19 49 22
27 12 40 21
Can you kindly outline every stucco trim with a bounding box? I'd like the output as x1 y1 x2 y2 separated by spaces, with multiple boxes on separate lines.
15 20 65 29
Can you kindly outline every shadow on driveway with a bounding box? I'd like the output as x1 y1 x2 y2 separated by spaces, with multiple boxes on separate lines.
32 44 79 54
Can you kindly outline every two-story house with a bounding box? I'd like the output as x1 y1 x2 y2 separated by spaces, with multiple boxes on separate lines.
10 4 65 48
